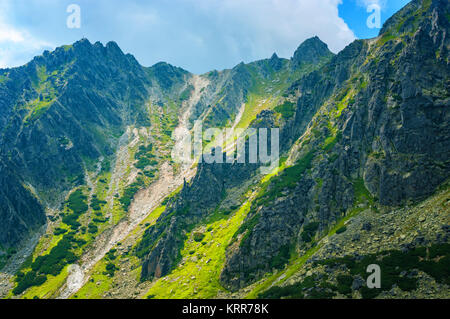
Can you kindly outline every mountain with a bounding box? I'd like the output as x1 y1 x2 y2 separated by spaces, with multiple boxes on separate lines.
0 0 448 299
0 39 191 248
220 0 450 292
291 36 334 67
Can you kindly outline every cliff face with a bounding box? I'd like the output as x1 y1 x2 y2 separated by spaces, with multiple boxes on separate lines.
136 0 450 289
0 159 45 247
0 39 191 248
219 0 450 290
137 38 335 281
0 0 448 299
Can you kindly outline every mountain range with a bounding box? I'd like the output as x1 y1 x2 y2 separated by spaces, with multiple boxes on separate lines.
0 0 448 299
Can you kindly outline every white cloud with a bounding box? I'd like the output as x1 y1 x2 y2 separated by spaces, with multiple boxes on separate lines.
356 0 387 10
0 1 53 68
0 0 356 72
181 0 356 58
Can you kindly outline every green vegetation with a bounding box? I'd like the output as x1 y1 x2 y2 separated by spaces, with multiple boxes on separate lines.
134 144 157 170
274 101 296 118
353 178 374 205
103 262 118 277
322 132 341 152
316 243 450 299
258 274 336 299
246 241 322 299
148 100 180 152
13 272 47 296
227 57 324 131
335 226 347 234
379 33 396 46
256 150 315 206
119 177 146 211
21 266 69 299
13 232 84 295
336 275 353 295
259 243 450 299
62 189 88 229
270 244 294 270
179 85 194 102
53 228 68 236
88 223 98 234
90 195 107 211
135 157 158 170
300 222 320 243
193 232 205 242
232 213 260 248
144 201 253 299
75 206 166 299
23 65 63 124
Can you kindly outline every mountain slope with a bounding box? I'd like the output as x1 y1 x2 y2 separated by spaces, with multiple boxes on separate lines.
221 0 450 292
0 0 448 300
0 39 192 249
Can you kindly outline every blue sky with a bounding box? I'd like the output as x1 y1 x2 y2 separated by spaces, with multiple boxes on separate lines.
0 0 411 73
339 0 411 39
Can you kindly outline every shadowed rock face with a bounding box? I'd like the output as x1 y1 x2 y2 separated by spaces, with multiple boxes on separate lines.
219 0 450 290
0 0 448 297
291 36 334 68
0 39 191 248
0 160 45 247
137 0 450 289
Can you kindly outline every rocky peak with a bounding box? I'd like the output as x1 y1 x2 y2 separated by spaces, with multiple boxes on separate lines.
269 52 283 71
380 0 449 36
147 62 190 91
291 36 333 67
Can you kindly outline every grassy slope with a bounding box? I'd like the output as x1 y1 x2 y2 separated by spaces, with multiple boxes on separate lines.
7 95 182 298
144 201 253 299
75 205 166 299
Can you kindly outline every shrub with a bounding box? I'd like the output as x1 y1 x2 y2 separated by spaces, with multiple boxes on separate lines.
13 272 47 295
119 178 146 211
29 234 78 277
62 189 88 229
270 244 292 270
301 222 320 243
274 101 296 118
54 228 67 236
106 249 116 261
193 232 205 242
258 275 336 299
90 195 106 211
135 157 158 170
104 263 118 277
67 189 88 214
336 275 353 295
88 223 98 234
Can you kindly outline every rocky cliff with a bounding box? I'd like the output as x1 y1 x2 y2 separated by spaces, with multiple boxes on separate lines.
0 0 448 300
220 0 450 290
